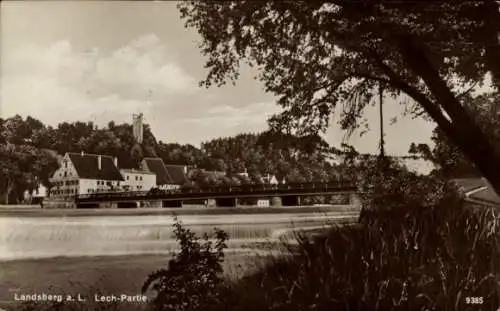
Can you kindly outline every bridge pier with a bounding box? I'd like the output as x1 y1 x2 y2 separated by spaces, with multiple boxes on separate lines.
162 200 183 208
215 197 238 207
147 200 162 208
205 199 217 207
281 195 300 206
271 196 282 207
98 202 118 208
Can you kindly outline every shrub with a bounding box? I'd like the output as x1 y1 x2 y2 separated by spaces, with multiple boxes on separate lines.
226 165 500 311
142 217 229 311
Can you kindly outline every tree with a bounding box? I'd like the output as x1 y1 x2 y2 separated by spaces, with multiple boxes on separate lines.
178 1 500 194
0 143 58 204
410 93 500 178
131 144 144 169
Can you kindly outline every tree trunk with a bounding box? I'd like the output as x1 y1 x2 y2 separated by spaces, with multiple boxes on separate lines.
398 39 500 196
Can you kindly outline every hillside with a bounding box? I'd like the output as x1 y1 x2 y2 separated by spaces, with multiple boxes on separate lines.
0 115 345 204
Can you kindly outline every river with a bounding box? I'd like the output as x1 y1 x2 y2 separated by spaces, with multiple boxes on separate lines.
0 207 359 261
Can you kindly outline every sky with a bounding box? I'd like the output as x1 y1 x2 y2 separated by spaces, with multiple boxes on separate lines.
0 1 439 156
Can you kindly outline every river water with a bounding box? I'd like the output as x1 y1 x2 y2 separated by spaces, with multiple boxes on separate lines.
0 211 358 260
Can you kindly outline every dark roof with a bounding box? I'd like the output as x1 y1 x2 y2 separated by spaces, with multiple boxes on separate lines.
165 165 189 185
142 158 170 185
142 158 189 186
68 153 124 181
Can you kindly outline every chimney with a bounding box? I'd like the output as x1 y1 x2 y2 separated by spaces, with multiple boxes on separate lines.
98 155 102 170
114 157 118 167
184 165 187 174
81 151 84 156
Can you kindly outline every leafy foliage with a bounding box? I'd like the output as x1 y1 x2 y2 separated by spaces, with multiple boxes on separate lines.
177 0 500 194
0 117 59 203
178 1 499 133
224 169 500 311
0 115 346 203
142 218 229 311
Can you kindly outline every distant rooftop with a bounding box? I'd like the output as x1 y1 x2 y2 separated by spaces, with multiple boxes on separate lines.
141 158 189 186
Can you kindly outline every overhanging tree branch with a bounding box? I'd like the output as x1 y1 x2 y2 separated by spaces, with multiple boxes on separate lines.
360 51 453 133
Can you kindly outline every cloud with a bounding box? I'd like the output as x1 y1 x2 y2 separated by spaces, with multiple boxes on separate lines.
183 102 280 128
94 34 196 94
1 34 197 125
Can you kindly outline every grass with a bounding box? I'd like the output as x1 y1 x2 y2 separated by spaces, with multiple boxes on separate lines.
223 205 500 311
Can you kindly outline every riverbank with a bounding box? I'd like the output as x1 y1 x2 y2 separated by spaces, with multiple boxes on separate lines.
0 205 359 217
0 251 277 310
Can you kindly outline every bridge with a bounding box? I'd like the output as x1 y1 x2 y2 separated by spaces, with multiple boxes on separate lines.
75 182 359 208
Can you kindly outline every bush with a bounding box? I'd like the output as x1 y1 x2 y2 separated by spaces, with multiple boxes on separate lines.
142 217 229 311
225 165 500 311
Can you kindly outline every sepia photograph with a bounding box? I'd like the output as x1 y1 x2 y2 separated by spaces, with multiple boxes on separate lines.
0 1 499 310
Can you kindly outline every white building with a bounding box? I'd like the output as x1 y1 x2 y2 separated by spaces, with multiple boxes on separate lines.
49 152 124 200
120 169 156 192
33 184 48 198
257 199 270 207
23 183 48 203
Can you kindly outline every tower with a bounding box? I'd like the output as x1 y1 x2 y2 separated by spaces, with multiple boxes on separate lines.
132 113 144 144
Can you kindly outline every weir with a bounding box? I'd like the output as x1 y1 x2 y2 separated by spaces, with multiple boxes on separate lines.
0 211 359 260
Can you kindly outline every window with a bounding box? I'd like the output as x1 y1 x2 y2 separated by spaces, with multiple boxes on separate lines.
135 176 138 181
140 176 143 181
65 161 68 169
126 176 129 180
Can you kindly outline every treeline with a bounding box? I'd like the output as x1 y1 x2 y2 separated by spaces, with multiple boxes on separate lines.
0 115 345 204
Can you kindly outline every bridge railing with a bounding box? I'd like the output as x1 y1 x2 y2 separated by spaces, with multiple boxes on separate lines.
76 181 357 201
